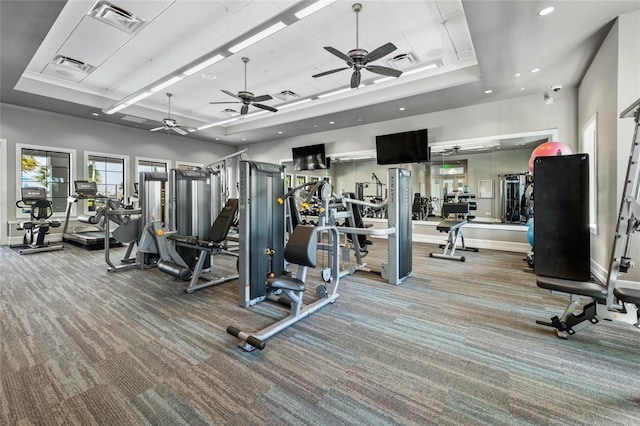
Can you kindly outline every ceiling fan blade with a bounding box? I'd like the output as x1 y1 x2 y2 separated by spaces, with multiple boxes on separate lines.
324 46 354 65
241 104 249 115
209 101 241 104
363 42 397 63
365 65 403 78
252 94 273 102
221 89 242 100
350 69 361 89
253 103 278 113
172 127 188 136
312 67 350 78
150 126 165 132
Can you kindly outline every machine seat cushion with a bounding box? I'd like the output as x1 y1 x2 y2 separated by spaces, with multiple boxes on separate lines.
267 276 306 292
284 225 317 267
169 234 199 246
536 276 608 300
613 287 640 305
207 199 238 243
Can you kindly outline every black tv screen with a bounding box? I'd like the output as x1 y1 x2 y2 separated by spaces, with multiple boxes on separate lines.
292 143 327 171
376 129 429 165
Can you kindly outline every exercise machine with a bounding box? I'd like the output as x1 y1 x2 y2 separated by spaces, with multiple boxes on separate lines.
430 201 478 262
12 187 63 254
499 172 532 223
62 180 117 249
158 198 239 293
227 223 341 351
536 98 640 338
228 160 341 350
335 168 413 285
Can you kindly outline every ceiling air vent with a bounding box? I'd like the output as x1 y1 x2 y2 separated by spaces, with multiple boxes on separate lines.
384 52 419 70
274 90 299 102
88 0 146 34
51 55 95 74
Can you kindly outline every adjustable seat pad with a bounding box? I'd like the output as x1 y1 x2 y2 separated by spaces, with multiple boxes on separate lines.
613 287 640 305
537 276 608 301
267 225 317 292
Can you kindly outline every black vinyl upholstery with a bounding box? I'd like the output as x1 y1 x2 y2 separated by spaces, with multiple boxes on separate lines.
614 287 640 305
283 225 317 267
208 199 238 243
536 276 608 301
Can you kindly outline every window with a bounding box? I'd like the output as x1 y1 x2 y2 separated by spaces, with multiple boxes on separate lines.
17 144 75 215
582 114 597 234
136 157 170 177
175 161 204 171
85 151 128 212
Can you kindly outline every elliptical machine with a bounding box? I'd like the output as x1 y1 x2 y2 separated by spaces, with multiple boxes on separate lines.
12 187 64 255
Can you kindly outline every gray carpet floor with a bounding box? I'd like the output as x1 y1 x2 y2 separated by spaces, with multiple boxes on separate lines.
1 238 639 425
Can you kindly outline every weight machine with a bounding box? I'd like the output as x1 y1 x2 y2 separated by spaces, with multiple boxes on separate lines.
536 98 640 338
227 161 341 351
335 168 413 285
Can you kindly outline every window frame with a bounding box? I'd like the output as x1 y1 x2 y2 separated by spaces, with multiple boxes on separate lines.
175 160 204 170
582 113 598 235
84 150 129 214
15 143 76 219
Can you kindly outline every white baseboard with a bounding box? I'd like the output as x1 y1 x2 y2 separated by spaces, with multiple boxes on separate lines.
373 234 531 253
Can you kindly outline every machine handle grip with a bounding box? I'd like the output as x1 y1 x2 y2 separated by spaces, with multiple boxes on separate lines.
226 326 241 337
246 336 265 350
226 326 266 350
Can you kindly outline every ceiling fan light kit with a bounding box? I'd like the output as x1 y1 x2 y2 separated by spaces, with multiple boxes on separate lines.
312 3 403 89
150 93 196 136
209 57 278 116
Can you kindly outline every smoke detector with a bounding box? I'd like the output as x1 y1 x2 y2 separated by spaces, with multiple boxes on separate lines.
88 0 146 34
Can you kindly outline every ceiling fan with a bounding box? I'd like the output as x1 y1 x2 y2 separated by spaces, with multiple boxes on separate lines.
150 93 196 136
210 57 277 116
312 3 403 89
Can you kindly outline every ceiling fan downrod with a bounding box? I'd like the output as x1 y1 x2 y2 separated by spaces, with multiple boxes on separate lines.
353 3 362 50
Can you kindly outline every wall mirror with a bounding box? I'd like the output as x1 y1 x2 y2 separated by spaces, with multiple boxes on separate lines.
281 128 558 225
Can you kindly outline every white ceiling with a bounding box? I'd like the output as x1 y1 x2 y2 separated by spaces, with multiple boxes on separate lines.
2 1 639 146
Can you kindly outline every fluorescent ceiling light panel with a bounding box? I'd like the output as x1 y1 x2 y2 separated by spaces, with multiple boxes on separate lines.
183 54 225 76
197 117 240 130
374 76 395 84
294 0 336 19
244 110 269 118
317 87 352 98
150 76 184 93
124 91 152 105
104 103 129 114
404 63 440 76
229 21 287 53
279 98 312 109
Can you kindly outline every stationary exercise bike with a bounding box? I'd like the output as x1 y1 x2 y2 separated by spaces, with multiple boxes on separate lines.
13 187 64 255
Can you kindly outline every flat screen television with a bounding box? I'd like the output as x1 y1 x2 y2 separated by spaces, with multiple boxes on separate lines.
375 129 429 165
292 143 327 171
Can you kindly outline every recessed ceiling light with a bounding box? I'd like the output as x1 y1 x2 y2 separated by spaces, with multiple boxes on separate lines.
514 72 521 77
538 6 555 16
530 68 540 73
358 118 362 122
484 90 493 94
202 73 217 80
92 112 99 116
329 121 335 124
399 107 406 111
520 87 526 91
242 138 246 141
278 131 283 134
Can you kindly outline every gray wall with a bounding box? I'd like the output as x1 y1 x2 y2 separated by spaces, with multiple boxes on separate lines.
578 10 640 282
243 91 578 165
1 103 234 241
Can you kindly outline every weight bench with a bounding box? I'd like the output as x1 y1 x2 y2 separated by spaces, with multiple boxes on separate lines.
430 202 478 262
158 198 239 293
536 276 640 338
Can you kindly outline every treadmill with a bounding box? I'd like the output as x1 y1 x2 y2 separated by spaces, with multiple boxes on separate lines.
62 180 117 249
